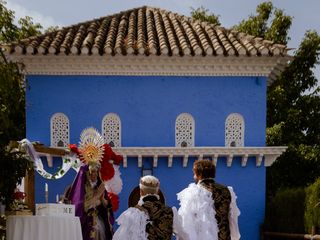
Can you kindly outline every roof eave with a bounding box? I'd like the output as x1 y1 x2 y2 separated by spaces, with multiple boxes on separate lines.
5 54 289 85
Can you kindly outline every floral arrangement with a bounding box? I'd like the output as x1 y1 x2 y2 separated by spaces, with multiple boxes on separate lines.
9 190 28 211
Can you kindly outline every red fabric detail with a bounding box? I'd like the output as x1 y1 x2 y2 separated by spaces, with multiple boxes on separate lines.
102 144 123 165
69 144 85 162
69 144 79 154
108 192 119 212
100 160 115 181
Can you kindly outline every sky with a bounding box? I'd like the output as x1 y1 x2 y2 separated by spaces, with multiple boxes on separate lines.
6 0 320 78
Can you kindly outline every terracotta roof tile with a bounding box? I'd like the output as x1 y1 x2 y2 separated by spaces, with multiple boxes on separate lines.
104 16 119 54
3 6 289 57
146 9 158 55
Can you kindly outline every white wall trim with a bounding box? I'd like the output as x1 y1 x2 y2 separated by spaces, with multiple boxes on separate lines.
112 146 287 168
8 54 290 83
35 146 286 168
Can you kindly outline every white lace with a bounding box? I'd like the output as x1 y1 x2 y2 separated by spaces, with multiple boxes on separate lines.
177 183 241 240
113 207 148 240
172 206 191 240
177 183 219 240
228 186 241 240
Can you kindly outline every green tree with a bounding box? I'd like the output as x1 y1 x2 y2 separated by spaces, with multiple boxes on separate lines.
234 2 320 195
191 1 320 196
16 16 42 40
266 31 320 194
234 2 273 40
234 1 292 44
0 1 42 43
0 0 43 206
305 177 320 233
190 6 221 26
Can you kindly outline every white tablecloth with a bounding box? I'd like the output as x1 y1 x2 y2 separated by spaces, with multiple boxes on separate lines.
6 215 83 240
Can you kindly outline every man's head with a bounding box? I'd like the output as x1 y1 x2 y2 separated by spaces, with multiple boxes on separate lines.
139 175 160 196
193 159 216 182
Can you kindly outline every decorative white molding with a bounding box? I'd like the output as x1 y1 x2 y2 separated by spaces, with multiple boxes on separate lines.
213 154 218 166
168 155 173 168
225 113 245 147
7 54 290 83
33 146 286 168
102 113 121 147
264 154 281 167
113 146 287 168
50 113 70 148
241 154 248 167
175 113 195 147
153 156 158 167
123 156 128 168
256 154 264 166
138 155 143 168
183 155 188 167
227 154 234 167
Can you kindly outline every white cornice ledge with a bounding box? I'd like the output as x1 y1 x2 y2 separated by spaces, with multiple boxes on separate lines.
7 55 290 83
113 146 287 168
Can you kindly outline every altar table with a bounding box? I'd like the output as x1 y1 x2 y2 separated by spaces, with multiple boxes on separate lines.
6 215 83 240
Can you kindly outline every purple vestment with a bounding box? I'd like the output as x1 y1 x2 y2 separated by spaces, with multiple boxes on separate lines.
69 165 114 240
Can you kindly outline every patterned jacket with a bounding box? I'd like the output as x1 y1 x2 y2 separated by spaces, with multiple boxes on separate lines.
200 179 232 240
135 195 173 240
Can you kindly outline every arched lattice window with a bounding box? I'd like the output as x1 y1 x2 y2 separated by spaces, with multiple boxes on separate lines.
102 113 121 147
50 113 70 147
225 113 245 147
175 113 195 147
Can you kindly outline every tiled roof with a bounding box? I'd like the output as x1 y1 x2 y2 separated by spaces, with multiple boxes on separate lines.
4 6 288 57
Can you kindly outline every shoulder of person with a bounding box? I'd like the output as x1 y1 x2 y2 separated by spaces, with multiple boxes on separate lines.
214 181 230 192
117 207 148 223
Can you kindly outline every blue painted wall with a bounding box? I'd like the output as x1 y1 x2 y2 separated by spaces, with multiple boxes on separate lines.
27 75 267 239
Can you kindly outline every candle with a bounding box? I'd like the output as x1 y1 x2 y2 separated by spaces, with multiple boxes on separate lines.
56 194 59 203
45 183 49 203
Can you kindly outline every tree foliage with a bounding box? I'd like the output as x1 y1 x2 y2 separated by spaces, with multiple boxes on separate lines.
305 178 320 232
191 1 320 196
0 1 42 43
264 187 306 233
234 2 320 194
190 6 221 26
234 1 292 45
0 0 42 205
266 30 320 194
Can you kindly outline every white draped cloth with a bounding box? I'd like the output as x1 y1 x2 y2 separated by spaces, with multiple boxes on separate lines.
113 195 190 240
6 215 83 240
177 183 241 240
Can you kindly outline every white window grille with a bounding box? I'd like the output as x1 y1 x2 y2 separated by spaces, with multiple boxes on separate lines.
175 113 195 147
50 113 70 147
225 113 245 147
102 113 121 147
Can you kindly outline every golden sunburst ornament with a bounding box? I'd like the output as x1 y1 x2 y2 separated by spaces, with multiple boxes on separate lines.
78 127 105 166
